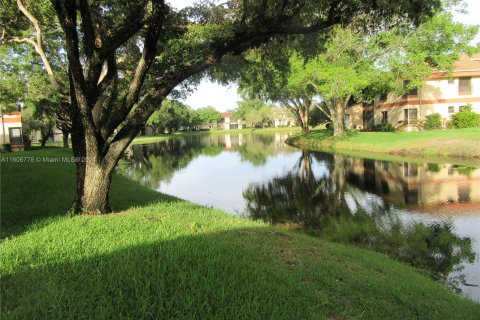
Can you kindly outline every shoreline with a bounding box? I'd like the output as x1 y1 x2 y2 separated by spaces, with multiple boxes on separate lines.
285 128 480 166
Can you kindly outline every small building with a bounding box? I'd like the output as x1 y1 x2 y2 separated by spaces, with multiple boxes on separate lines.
272 107 298 127
220 112 244 130
345 53 480 130
0 111 24 151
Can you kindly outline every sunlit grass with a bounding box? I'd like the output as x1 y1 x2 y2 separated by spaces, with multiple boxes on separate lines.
1 148 479 319
287 128 480 161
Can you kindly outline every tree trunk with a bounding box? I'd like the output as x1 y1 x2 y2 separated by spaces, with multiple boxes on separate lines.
62 130 70 148
331 104 346 137
77 161 115 214
40 125 53 147
301 107 310 134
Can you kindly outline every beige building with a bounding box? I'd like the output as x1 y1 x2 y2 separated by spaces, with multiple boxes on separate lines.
345 53 480 130
220 112 244 130
1 111 24 151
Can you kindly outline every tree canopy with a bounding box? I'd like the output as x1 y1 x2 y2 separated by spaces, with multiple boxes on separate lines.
234 9 478 136
0 0 448 213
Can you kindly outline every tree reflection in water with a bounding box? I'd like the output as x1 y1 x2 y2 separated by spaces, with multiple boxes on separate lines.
117 137 224 189
243 151 475 291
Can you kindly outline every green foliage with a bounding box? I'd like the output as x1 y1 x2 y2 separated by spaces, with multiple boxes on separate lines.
235 98 274 128
1 144 12 153
371 123 396 132
451 105 480 128
424 113 444 130
196 106 222 124
147 100 199 133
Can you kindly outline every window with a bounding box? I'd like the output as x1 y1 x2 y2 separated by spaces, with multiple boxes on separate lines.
448 78 455 84
8 127 22 145
403 163 418 177
448 106 455 113
381 111 388 124
345 114 351 126
408 87 418 96
380 92 388 101
458 77 471 95
403 80 418 96
459 105 467 112
404 108 418 124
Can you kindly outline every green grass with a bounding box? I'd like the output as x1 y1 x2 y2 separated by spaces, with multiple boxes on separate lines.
287 128 480 164
1 148 479 319
132 127 302 144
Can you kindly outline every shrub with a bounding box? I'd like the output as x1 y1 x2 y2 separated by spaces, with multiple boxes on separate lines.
451 105 480 128
371 123 395 132
424 113 443 130
1 144 12 152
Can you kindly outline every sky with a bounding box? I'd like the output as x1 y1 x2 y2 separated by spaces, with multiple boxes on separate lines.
169 0 480 112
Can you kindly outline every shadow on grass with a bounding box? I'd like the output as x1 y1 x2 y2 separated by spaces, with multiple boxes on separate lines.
1 148 177 238
2 225 479 320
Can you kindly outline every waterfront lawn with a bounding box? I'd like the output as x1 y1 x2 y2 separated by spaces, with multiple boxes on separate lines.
132 127 302 144
1 148 480 319
287 128 480 159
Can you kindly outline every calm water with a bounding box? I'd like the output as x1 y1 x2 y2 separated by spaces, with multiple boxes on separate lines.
118 133 480 302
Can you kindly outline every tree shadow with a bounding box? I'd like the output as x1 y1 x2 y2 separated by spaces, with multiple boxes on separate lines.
2 227 479 319
1 147 178 238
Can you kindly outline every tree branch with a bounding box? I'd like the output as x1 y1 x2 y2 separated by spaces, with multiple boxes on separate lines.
16 0 61 91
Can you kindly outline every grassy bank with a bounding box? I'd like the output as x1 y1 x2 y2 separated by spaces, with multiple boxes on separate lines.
132 127 302 144
1 148 479 319
287 128 480 163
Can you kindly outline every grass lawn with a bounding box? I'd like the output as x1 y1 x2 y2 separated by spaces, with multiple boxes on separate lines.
1 148 479 319
132 127 302 144
287 128 480 163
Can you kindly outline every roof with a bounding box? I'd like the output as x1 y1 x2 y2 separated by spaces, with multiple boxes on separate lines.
221 112 233 118
452 53 480 71
430 53 480 78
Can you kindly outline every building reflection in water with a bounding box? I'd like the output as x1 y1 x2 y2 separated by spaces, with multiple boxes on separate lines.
244 151 477 294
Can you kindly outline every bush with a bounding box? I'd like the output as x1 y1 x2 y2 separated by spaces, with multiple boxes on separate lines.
1 144 12 152
424 113 443 130
451 105 480 128
371 123 395 132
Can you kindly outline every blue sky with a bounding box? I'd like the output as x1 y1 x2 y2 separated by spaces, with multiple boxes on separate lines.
169 0 480 112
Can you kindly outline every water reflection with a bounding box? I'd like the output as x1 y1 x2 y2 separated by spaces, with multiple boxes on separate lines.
118 133 296 189
244 151 476 291
118 133 480 301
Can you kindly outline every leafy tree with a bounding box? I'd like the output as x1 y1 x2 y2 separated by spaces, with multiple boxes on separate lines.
237 10 478 137
1 0 445 213
147 100 199 133
0 45 72 147
196 107 222 126
1 1 72 145
235 98 273 128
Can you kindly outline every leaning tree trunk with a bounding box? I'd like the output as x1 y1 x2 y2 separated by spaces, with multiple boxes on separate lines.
62 129 69 148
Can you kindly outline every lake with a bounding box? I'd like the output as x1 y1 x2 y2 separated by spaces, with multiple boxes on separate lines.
118 133 480 302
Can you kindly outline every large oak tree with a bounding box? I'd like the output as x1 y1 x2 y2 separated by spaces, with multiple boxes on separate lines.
1 0 444 214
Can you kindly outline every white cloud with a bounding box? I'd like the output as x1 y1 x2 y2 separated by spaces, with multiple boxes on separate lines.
182 81 240 112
